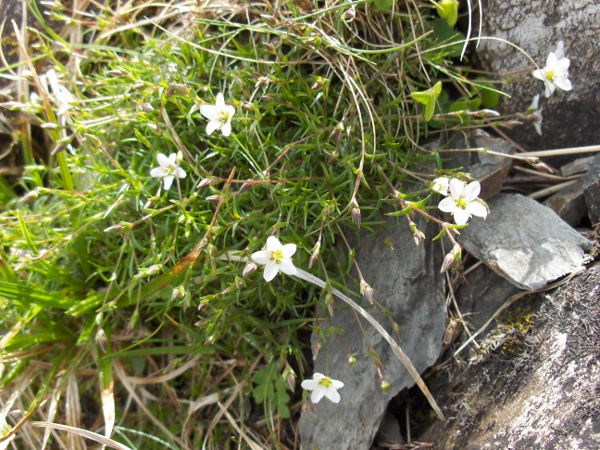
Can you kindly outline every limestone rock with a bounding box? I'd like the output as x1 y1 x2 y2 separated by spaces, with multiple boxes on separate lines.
299 216 445 450
444 132 515 200
457 194 590 290
582 153 600 225
560 156 595 177
456 264 520 332
477 0 600 154
543 179 587 227
421 263 600 449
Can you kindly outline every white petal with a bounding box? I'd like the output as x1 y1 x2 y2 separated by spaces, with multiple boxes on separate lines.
463 181 481 201
226 105 235 118
530 94 540 110
534 121 542 135
266 236 282 252
175 167 187 178
263 261 280 282
532 69 545 81
281 243 297 258
216 93 225 108
206 120 220 135
331 379 344 389
311 388 326 404
325 386 341 403
546 52 558 68
150 167 168 178
279 259 297 276
301 379 318 390
431 177 449 195
220 121 232 137
251 251 270 265
200 105 218 120
466 201 488 218
156 153 170 167
448 178 465 198
312 373 325 381
553 76 572 91
555 58 570 75
163 175 175 190
438 197 457 213
453 209 470 225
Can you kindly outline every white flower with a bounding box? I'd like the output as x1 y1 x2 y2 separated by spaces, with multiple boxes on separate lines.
438 179 489 225
532 41 572 97
431 177 450 195
301 373 344 404
250 236 297 282
199 93 235 136
527 94 543 136
44 69 77 115
150 152 186 190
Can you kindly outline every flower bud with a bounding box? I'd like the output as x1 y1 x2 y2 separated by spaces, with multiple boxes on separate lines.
167 82 190 96
205 194 221 204
360 280 374 304
141 103 154 112
282 365 296 390
96 328 108 354
347 355 357 366
238 182 252 194
243 263 257 276
171 286 185 301
380 380 391 391
133 82 146 90
204 335 215 346
351 206 361 228
260 14 279 27
312 340 322 361
341 5 356 22
197 177 212 189
145 264 161 276
107 69 125 77
441 244 461 273
308 242 321 269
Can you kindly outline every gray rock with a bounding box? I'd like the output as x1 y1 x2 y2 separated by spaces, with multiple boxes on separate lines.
560 156 595 177
543 179 587 227
477 0 600 155
456 264 520 332
299 216 445 450
582 153 600 224
457 194 590 290
421 263 600 449
445 132 515 200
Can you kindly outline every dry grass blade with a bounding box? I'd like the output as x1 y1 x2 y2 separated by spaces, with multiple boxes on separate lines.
29 422 133 450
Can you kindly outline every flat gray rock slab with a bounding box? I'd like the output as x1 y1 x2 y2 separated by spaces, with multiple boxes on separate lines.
458 194 591 291
299 217 445 450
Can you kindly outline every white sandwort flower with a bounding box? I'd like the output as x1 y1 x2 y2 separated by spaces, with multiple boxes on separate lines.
44 69 76 115
438 179 488 225
199 93 235 136
527 94 543 136
532 41 572 97
431 177 450 195
251 236 297 282
301 373 344 404
150 152 187 190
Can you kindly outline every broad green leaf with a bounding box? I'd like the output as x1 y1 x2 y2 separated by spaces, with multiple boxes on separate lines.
411 82 442 121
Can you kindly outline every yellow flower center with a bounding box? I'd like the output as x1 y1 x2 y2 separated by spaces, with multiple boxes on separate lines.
546 70 555 81
271 249 284 264
456 198 467 209
219 111 230 123
319 377 332 388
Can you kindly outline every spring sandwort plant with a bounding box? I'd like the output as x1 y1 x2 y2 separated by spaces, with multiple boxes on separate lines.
0 0 573 448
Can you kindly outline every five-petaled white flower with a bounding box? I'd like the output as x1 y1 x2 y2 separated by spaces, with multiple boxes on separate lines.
150 152 186 190
527 94 543 136
301 373 344 404
438 179 488 225
532 41 572 98
431 177 450 195
200 93 235 136
251 236 297 282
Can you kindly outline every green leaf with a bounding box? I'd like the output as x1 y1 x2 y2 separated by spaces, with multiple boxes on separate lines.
436 0 459 27
374 0 395 11
411 82 442 121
